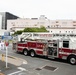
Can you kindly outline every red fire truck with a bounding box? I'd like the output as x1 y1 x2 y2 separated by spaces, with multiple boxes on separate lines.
13 33 76 65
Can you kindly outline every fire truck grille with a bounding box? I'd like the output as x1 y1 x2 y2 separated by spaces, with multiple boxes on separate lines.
43 65 57 71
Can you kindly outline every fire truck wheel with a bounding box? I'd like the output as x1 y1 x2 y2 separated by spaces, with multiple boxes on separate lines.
30 51 36 57
69 56 76 65
24 50 28 56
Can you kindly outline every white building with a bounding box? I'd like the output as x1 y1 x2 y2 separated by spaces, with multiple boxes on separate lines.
47 20 76 34
7 15 76 34
0 15 2 30
0 15 10 36
7 15 49 31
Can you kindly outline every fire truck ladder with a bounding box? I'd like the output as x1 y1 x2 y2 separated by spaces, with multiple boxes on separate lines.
20 33 34 41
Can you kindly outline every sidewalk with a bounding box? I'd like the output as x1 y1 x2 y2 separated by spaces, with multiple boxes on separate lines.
0 54 27 66
0 60 17 75
0 55 27 75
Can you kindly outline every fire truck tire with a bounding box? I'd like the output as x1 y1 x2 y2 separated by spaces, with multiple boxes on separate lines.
23 50 28 56
30 51 36 57
68 55 76 65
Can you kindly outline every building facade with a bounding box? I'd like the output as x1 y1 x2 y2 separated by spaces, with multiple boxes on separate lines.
7 15 76 34
47 20 76 34
0 12 19 30
7 15 50 31
0 15 2 30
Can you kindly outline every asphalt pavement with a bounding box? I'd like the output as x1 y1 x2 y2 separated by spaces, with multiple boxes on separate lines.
0 43 76 75
0 50 27 75
0 60 17 75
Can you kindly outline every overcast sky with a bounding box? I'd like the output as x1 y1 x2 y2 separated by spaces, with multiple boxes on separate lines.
0 0 76 20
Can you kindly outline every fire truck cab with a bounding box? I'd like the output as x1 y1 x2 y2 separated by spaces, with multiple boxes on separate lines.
13 33 76 65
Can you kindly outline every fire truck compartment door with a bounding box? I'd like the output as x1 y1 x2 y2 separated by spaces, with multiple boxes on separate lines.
48 47 58 57
43 43 48 56
48 41 59 57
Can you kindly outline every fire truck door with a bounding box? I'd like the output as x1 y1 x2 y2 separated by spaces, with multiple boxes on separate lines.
48 40 59 57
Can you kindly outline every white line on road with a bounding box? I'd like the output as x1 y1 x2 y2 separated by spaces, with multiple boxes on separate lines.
8 67 26 75
8 70 22 75
18 67 26 71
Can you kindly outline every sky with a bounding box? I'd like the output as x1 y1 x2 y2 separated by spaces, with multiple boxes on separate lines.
0 0 76 20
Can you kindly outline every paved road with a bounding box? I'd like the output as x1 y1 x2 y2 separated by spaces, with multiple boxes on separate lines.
0 44 76 75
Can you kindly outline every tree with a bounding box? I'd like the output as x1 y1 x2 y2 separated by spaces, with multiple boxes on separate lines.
13 26 48 35
14 30 23 35
23 26 48 32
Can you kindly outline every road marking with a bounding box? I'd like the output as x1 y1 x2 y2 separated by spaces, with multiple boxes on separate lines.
18 67 26 71
8 70 22 75
8 67 26 75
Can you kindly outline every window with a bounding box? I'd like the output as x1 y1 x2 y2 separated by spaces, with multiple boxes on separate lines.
73 21 76 23
63 41 69 48
53 43 57 47
47 26 50 28
73 25 76 26
56 34 59 36
69 31 70 33
56 21 58 23
66 31 67 33
63 34 65 36
56 25 59 27
34 24 37 26
59 31 61 33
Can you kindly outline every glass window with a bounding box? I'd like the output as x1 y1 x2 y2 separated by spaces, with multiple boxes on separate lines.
63 41 69 48
73 21 76 23
53 43 57 47
47 26 50 28
59 31 61 33
63 34 65 36
56 21 59 23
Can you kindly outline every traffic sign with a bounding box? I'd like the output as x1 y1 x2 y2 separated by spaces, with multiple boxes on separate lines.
2 36 13 40
4 32 10 36
5 42 9 46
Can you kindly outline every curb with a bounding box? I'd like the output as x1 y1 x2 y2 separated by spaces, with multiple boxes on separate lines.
0 54 27 66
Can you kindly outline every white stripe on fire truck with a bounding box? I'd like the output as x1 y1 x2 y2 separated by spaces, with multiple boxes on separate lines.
18 46 28 49
59 52 72 55
17 46 43 51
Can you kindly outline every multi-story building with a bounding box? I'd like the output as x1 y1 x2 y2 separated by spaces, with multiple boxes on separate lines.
7 15 50 31
7 15 76 34
0 12 19 30
0 15 2 30
47 20 76 34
